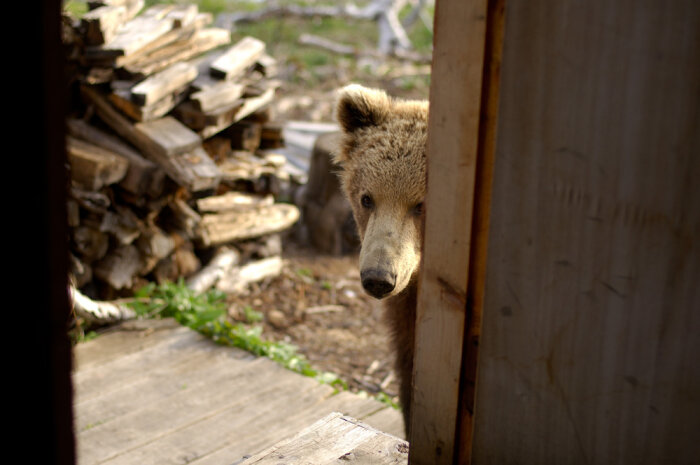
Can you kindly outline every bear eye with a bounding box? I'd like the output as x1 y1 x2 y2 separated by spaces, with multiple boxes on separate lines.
361 194 374 209
412 202 424 216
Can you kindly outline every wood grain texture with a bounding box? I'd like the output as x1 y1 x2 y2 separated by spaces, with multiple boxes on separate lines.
471 1 700 464
240 412 408 465
410 0 489 463
73 319 405 465
456 0 505 462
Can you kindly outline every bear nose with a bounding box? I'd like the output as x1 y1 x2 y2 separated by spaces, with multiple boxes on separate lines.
361 268 396 299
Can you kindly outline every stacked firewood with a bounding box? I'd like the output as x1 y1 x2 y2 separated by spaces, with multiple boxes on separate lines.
63 1 306 305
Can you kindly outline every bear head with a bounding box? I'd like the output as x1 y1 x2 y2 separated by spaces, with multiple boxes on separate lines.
333 84 428 300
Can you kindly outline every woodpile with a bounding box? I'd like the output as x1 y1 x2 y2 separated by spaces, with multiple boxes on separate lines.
63 1 305 304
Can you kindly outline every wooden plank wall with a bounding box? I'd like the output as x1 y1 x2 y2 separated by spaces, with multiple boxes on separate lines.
469 1 700 464
410 0 504 463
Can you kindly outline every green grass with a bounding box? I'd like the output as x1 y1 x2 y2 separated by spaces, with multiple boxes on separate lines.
126 279 347 389
120 279 402 407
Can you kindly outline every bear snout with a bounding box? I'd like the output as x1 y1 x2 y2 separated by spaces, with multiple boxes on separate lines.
360 268 396 299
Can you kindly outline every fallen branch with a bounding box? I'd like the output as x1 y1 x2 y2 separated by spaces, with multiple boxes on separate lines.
223 0 421 56
216 256 284 294
71 286 137 325
298 33 431 64
186 246 241 294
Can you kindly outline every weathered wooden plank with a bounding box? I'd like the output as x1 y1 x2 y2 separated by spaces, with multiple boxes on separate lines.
123 26 229 78
133 115 201 156
190 80 246 113
209 36 266 80
410 0 490 463
75 353 269 434
196 191 274 213
78 361 329 464
470 1 700 464
197 203 300 246
109 83 190 122
239 412 408 465
201 86 277 139
66 118 164 195
81 5 128 45
362 406 406 440
130 61 198 106
66 136 129 190
86 6 175 60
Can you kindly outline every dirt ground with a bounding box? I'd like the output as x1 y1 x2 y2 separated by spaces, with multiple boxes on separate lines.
225 236 401 403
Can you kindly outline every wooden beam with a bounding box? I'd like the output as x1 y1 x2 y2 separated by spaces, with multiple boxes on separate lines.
456 0 505 462
409 0 492 463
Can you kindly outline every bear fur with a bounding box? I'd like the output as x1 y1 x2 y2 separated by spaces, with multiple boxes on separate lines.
332 84 428 437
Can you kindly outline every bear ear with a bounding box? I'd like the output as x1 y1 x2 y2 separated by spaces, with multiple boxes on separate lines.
335 84 391 134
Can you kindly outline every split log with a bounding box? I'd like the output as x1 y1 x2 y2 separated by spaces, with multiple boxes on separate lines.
209 36 266 80
197 203 300 246
67 118 164 196
81 5 128 45
153 243 200 283
201 86 277 139
122 25 229 79
169 197 202 239
82 85 222 192
109 83 190 122
99 208 143 245
226 121 262 152
195 191 274 213
186 246 241 294
215 256 283 294
93 244 142 290
72 225 110 262
189 81 245 113
66 136 129 191
130 61 198 106
85 5 176 61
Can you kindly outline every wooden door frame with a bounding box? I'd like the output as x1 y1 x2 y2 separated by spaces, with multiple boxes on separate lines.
409 0 505 463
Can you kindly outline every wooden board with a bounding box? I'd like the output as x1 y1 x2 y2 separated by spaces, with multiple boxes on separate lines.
239 412 408 464
72 318 405 465
209 36 266 80
122 26 230 78
409 0 491 463
197 203 300 246
470 1 700 464
82 85 221 192
85 6 175 60
130 61 198 106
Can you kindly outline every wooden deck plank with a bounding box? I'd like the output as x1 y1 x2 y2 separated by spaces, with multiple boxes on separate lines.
191 391 404 465
238 412 408 465
74 353 266 433
98 380 333 465
73 318 403 465
72 318 185 369
77 354 317 464
73 323 245 403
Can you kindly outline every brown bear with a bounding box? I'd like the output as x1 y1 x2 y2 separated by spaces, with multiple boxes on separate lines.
332 84 428 438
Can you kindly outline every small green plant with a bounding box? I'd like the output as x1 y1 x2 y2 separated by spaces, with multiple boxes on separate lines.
126 279 345 388
242 305 264 323
129 279 227 330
